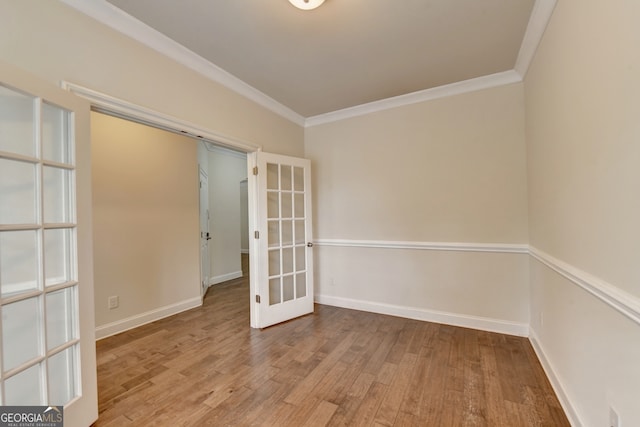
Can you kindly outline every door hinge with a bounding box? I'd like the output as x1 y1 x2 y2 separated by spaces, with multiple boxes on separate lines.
255 295 261 303
253 166 258 175
254 230 260 239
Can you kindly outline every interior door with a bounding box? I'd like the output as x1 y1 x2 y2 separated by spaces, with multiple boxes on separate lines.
199 168 211 298
0 62 97 425
249 151 314 328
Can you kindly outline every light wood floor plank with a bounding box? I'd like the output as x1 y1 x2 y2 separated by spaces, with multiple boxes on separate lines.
92 270 569 426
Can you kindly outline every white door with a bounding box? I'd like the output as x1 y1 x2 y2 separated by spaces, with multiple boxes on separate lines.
0 62 97 425
199 168 211 298
248 152 314 328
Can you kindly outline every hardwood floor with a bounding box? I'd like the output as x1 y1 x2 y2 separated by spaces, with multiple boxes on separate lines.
93 274 569 426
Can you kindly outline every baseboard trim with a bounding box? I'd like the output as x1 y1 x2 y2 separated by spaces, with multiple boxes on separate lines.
529 328 583 427
315 294 529 337
95 296 202 340
210 270 243 285
241 249 249 254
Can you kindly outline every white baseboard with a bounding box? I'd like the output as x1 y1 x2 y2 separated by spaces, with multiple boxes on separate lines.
241 249 249 254
95 297 202 340
209 270 243 285
314 294 529 337
529 328 583 427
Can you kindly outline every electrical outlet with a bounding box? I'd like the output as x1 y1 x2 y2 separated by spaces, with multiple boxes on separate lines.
108 296 119 310
610 406 620 427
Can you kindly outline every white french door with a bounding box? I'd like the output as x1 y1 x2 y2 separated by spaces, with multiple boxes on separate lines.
249 152 314 328
0 62 97 425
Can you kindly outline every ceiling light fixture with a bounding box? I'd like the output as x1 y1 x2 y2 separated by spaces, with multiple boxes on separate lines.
288 0 325 10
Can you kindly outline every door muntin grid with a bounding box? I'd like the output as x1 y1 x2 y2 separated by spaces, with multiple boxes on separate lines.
266 163 308 306
0 84 80 406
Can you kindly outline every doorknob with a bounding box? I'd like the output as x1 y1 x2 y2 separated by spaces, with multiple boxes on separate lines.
307 242 313 247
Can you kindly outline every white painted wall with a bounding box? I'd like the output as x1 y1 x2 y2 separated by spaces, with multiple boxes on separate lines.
208 147 248 284
305 83 530 333
524 0 640 425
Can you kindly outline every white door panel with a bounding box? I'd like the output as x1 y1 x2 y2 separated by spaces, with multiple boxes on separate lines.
249 152 314 328
0 61 97 426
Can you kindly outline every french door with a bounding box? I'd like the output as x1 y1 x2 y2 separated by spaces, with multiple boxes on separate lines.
0 62 97 425
249 152 314 328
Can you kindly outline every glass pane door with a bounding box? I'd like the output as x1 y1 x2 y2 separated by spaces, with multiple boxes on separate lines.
254 152 313 328
0 85 79 406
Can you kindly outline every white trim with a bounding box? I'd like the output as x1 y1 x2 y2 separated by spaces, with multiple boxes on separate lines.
530 246 640 326
529 328 584 427
58 0 305 126
314 238 529 254
209 270 244 285
315 294 529 337
305 71 522 127
60 81 262 153
94 296 201 340
514 0 558 78
59 0 555 127
241 249 250 254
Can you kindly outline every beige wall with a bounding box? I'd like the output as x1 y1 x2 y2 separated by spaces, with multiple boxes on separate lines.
0 0 304 157
306 83 529 243
305 83 530 328
525 0 640 424
91 112 200 330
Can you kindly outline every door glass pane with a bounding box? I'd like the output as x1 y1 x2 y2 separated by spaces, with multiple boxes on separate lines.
42 102 71 164
48 346 77 405
267 220 279 247
295 246 306 271
295 220 305 245
283 275 294 302
281 192 292 219
0 158 37 224
281 165 292 191
296 273 307 298
2 297 42 371
282 247 293 274
0 230 39 297
269 278 281 305
0 85 35 157
266 163 279 190
4 363 43 405
268 249 280 276
293 167 304 192
267 192 279 219
46 287 76 350
294 193 305 218
282 220 293 246
43 166 72 223
44 228 72 286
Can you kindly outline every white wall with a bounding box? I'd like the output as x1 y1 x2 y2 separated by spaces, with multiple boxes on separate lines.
208 147 247 284
305 83 530 334
524 0 640 424
91 112 200 336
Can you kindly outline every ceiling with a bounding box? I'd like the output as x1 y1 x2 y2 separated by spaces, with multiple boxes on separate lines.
68 0 550 122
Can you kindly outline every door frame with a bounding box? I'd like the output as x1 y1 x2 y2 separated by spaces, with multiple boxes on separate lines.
60 82 268 328
198 167 210 300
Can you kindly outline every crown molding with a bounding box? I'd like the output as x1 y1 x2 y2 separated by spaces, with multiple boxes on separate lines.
60 0 556 128
514 0 558 77
58 0 306 127
304 70 523 127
